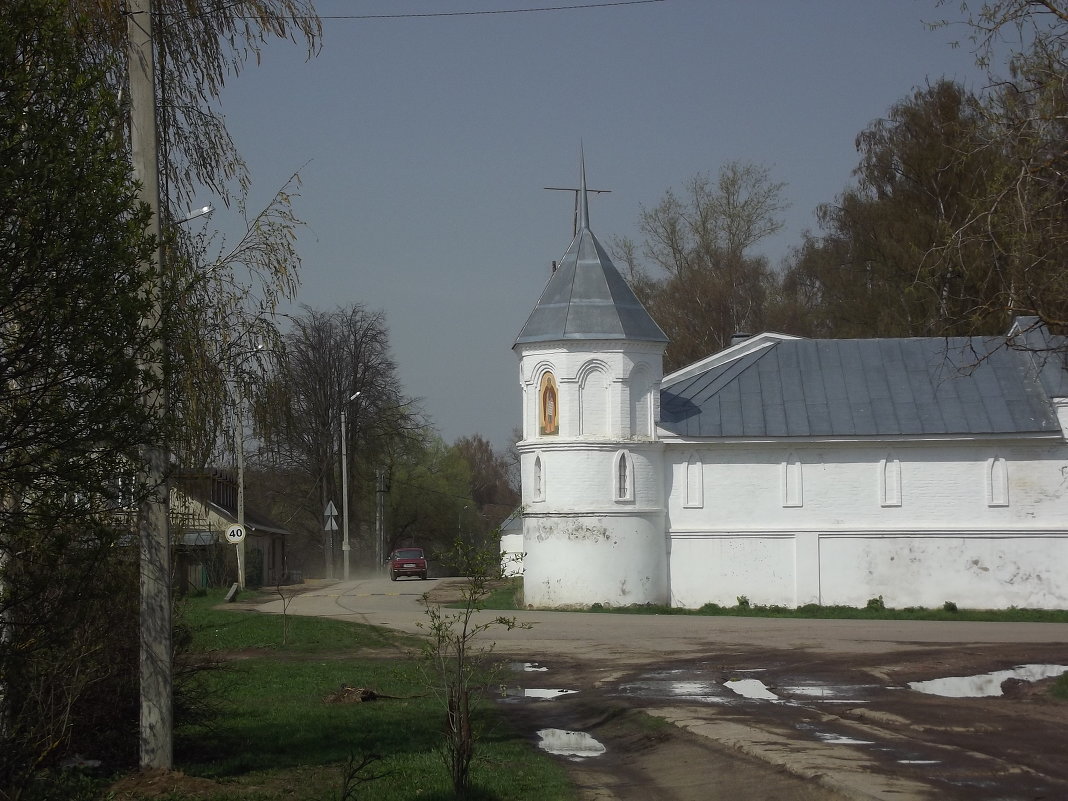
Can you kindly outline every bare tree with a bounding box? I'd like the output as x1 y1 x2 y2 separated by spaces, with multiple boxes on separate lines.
260 305 422 575
620 162 788 371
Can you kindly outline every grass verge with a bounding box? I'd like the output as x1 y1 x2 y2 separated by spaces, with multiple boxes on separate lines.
494 581 1068 623
107 589 575 801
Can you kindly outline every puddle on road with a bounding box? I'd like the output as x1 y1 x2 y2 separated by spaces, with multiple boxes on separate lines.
780 684 872 704
500 687 578 701
908 664 1068 697
537 729 606 760
618 670 876 706
616 678 729 703
724 678 779 701
814 732 875 746
510 662 549 672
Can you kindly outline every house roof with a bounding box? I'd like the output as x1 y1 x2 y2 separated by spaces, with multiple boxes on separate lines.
660 332 1065 439
514 157 667 347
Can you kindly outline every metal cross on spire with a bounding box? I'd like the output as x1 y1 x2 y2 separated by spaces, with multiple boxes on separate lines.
544 149 610 238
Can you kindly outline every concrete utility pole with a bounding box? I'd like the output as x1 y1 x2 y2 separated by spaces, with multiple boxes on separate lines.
341 392 360 581
127 0 173 771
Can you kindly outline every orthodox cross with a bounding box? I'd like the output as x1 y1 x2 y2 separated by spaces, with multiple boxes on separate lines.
544 184 611 238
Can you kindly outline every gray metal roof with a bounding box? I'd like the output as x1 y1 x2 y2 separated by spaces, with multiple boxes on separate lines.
1009 316 1068 398
660 335 1064 438
514 159 667 347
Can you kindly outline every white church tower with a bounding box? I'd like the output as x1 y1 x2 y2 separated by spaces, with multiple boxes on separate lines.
513 157 670 607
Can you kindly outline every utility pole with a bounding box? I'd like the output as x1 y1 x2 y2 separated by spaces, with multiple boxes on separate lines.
341 392 359 581
375 468 386 568
128 0 173 771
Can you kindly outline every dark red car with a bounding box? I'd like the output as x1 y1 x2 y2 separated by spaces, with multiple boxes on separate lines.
388 547 428 581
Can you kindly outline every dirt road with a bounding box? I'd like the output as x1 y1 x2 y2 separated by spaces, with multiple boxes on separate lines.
256 577 1068 801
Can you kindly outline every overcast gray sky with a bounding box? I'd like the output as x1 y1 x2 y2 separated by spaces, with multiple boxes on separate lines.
212 0 989 450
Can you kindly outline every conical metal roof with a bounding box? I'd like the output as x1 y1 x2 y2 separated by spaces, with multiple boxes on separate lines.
514 157 667 347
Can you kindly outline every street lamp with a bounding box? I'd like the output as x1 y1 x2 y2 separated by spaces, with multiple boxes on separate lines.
340 391 361 581
177 204 213 225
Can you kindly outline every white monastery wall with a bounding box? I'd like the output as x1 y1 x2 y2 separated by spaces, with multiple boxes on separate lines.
666 438 1068 609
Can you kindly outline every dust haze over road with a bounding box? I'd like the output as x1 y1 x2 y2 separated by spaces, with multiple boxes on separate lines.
253 577 1068 801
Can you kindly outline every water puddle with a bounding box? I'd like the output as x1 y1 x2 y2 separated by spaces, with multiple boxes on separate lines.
908 664 1068 697
511 661 549 672
780 684 872 703
814 732 875 745
616 679 728 703
723 678 779 700
537 728 606 759
500 687 577 701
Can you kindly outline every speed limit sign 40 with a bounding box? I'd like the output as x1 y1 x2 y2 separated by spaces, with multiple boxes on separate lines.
225 524 245 544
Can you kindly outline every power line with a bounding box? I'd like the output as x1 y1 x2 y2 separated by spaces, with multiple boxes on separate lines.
310 0 665 19
181 0 666 22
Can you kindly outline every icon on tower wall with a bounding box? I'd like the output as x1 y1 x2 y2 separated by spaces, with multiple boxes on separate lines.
539 372 559 435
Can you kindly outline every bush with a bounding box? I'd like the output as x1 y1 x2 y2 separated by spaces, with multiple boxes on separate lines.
865 596 886 611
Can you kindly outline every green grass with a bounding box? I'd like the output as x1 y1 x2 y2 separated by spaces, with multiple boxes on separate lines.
479 578 523 611
178 588 416 654
586 601 1068 622
492 582 1068 623
111 590 577 801
1052 672 1068 701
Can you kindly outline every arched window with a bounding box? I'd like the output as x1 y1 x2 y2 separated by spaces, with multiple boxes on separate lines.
539 372 559 436
629 365 652 437
532 453 545 502
988 455 1009 506
880 452 901 507
579 365 609 436
614 450 634 502
782 451 803 507
684 452 703 508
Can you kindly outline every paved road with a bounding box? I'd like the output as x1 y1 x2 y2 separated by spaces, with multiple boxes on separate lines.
258 575 1068 659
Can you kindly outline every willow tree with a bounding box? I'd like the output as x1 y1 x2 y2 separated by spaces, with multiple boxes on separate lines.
0 0 160 789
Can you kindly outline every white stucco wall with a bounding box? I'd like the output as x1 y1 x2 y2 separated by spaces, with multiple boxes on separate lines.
665 437 1068 609
515 339 668 607
499 532 524 577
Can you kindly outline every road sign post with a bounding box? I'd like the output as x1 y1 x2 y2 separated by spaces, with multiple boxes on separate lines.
324 501 338 578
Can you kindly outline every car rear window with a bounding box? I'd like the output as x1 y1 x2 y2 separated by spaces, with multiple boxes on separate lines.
394 549 423 559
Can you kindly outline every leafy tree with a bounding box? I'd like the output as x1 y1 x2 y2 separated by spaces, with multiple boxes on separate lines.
386 437 472 562
0 0 160 790
782 81 1006 337
451 435 519 535
619 162 788 371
